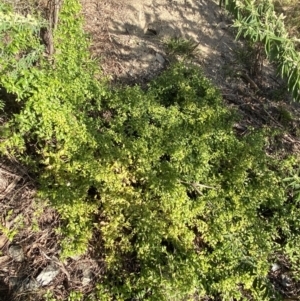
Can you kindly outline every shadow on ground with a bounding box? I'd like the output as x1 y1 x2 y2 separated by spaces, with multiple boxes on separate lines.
81 0 242 86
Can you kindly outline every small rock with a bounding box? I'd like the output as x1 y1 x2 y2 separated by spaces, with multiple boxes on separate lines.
78 262 93 286
217 22 228 29
281 274 292 288
36 262 60 286
8 244 24 262
25 278 40 291
82 270 93 286
9 277 40 292
155 53 165 65
271 263 280 272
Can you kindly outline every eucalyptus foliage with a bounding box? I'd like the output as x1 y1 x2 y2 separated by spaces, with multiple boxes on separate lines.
220 0 300 101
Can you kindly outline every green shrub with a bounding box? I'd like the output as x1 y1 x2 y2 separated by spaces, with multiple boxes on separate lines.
0 0 107 255
1 1 299 300
92 63 289 300
0 4 45 99
164 37 199 58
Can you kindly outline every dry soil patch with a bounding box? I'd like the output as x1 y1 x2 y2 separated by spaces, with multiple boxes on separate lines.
81 0 243 87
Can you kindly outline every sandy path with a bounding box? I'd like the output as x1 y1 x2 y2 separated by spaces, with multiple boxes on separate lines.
81 0 240 86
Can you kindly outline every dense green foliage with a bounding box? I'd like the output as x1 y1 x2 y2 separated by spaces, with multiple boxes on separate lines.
0 2 45 113
1 1 300 300
220 0 300 101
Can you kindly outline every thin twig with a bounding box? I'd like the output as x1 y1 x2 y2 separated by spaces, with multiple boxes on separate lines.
179 180 216 189
262 108 284 128
179 180 217 195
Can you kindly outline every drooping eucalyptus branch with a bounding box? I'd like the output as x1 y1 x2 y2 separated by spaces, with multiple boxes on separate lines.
220 0 300 101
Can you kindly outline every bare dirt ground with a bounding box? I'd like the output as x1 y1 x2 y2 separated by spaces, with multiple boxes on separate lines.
81 0 277 90
0 158 103 300
1 0 300 300
81 0 241 86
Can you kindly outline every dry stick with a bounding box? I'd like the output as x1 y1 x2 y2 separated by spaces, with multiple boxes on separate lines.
262 107 284 128
179 180 216 189
10 182 29 203
47 0 54 56
179 180 217 195
47 0 62 56
0 176 21 199
213 29 227 51
53 0 62 30
0 166 19 178
282 134 300 145
238 71 260 92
